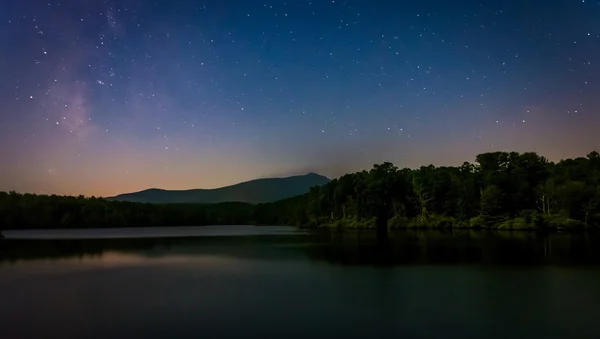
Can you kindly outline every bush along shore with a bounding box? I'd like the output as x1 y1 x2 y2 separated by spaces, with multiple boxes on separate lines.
1 151 599 232
276 151 600 231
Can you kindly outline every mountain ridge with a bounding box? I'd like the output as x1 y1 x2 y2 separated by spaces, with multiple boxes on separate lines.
107 173 330 204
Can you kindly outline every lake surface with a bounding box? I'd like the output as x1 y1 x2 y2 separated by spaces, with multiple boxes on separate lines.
2 226 600 339
2 225 302 239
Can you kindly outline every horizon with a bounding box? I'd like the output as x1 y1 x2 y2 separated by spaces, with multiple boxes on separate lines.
1 0 599 197
2 150 597 198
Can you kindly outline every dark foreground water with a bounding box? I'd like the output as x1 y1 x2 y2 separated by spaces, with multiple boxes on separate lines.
2 226 600 339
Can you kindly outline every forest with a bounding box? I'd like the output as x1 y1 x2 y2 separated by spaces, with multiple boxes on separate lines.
1 151 599 231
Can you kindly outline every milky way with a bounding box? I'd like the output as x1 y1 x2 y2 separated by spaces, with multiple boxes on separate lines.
1 0 599 196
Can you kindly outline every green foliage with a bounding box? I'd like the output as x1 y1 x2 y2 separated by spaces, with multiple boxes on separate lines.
284 150 599 231
326 217 377 229
0 193 257 230
1 150 599 231
481 185 505 218
542 214 585 230
469 215 486 229
427 215 458 229
388 215 409 229
497 218 531 230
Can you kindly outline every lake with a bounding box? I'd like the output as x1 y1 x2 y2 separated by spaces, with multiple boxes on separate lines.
1 226 600 339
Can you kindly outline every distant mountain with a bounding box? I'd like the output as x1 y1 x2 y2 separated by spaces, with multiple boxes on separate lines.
107 173 330 204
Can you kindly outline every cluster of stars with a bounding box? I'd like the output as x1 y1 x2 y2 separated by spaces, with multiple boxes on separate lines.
0 0 599 195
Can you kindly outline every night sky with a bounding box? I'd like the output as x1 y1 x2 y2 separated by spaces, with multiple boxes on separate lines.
1 0 599 196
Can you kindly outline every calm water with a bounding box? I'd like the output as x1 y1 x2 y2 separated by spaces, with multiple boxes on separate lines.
2 226 600 339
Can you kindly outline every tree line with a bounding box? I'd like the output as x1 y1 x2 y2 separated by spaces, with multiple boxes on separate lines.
289 151 600 231
1 151 599 231
0 195 257 230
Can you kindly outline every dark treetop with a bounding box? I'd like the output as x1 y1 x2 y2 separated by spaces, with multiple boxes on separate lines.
1 151 599 231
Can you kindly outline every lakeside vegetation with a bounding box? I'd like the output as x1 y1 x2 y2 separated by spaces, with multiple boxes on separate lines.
1 151 599 231
263 150 600 231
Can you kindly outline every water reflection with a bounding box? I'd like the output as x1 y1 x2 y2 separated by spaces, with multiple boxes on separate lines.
2 229 600 339
307 230 600 266
2 230 600 267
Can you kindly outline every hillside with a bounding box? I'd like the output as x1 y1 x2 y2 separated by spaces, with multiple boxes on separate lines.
107 173 330 204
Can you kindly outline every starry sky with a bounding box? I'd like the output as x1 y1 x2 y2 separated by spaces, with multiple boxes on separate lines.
1 0 599 197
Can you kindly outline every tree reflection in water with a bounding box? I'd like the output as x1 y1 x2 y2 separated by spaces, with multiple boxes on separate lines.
2 230 600 267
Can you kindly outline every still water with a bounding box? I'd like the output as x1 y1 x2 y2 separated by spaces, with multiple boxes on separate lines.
1 226 600 339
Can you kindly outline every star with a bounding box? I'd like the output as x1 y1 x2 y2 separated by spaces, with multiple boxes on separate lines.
0 0 597 197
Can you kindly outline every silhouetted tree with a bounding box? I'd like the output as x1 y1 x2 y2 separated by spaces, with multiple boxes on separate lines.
1 151 599 231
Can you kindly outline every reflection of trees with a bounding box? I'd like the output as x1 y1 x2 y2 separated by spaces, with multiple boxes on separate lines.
2 231 600 267
305 231 600 267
